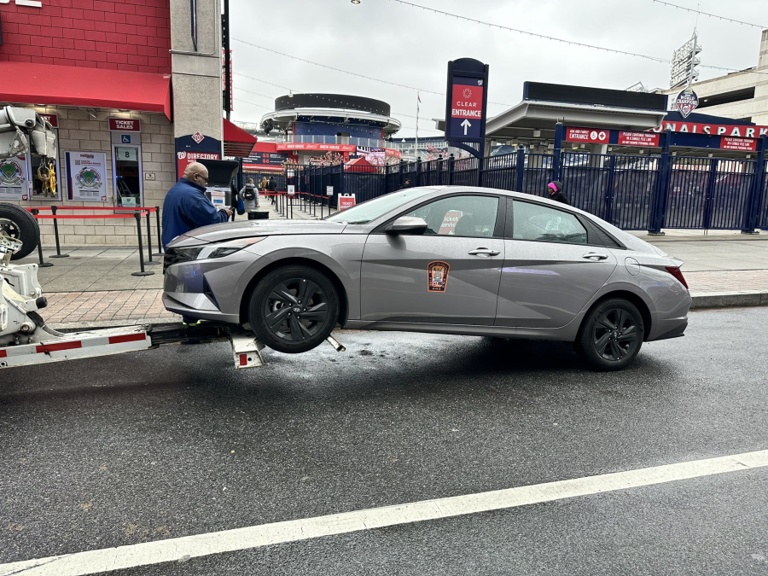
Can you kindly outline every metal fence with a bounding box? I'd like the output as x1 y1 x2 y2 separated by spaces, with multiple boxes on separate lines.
288 148 768 233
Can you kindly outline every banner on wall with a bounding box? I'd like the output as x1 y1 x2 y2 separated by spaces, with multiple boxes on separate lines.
66 152 108 202
0 157 29 201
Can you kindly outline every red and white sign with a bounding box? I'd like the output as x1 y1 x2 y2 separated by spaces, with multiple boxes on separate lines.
276 143 357 153
565 128 609 144
191 131 205 144
653 121 768 138
40 114 58 129
438 210 463 235
337 194 356 211
176 151 220 178
109 118 141 132
720 137 757 152
451 85 484 119
618 131 660 147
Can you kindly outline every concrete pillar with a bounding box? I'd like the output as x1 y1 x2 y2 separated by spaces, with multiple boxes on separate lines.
754 29 768 125
169 0 224 176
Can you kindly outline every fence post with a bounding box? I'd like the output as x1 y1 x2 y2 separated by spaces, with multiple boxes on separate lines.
552 123 564 182
703 158 719 231
49 205 69 259
131 212 154 277
743 135 766 233
416 157 422 187
399 159 405 189
604 155 617 224
448 154 455 185
155 206 163 255
30 209 53 267
516 149 525 192
477 156 484 188
648 132 671 234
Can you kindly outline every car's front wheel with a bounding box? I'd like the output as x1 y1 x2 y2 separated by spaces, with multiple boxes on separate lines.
248 265 339 354
576 298 644 371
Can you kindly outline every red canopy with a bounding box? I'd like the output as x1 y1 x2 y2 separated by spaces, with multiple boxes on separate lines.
223 119 258 157
0 62 172 120
345 156 378 173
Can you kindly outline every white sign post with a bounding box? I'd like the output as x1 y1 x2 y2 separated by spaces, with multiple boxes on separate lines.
66 152 108 202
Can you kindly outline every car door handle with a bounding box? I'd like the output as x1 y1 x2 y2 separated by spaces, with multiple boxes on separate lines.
582 252 609 260
468 248 500 257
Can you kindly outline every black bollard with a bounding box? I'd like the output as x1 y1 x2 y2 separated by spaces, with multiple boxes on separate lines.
31 209 53 268
49 205 69 258
131 212 154 277
154 206 163 256
145 210 158 265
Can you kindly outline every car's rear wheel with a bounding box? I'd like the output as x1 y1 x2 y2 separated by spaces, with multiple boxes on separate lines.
576 298 644 371
0 203 39 260
248 265 339 354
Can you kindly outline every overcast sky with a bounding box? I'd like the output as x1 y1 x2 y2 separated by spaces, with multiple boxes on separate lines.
229 0 767 136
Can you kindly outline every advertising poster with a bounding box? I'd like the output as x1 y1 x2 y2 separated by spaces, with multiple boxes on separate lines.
66 152 108 202
0 157 29 201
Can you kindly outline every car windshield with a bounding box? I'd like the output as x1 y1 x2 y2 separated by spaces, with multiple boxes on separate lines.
325 187 436 225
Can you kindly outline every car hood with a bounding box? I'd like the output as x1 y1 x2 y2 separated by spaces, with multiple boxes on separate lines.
170 219 348 246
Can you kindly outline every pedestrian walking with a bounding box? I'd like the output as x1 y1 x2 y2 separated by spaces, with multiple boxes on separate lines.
267 176 277 204
162 161 232 249
547 180 569 205
240 177 259 211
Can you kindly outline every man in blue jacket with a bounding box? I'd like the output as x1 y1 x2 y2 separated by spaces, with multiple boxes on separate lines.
162 162 232 249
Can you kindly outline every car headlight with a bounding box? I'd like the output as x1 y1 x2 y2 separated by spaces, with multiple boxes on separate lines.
197 237 266 260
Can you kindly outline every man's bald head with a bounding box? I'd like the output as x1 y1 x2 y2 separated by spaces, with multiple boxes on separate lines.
183 162 209 186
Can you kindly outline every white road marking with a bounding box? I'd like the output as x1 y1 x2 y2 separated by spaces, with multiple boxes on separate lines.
2 449 767 576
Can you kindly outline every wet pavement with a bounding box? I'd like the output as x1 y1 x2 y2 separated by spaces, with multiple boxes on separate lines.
1 307 767 574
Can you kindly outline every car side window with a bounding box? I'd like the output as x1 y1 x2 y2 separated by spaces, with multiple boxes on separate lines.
406 195 499 238
512 201 588 245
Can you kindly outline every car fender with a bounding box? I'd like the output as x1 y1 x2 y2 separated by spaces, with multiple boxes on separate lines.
239 238 366 321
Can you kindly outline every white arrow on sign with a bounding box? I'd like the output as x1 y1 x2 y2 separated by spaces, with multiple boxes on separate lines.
461 119 472 136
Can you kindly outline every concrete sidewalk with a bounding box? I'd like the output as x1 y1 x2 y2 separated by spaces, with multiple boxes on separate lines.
12 217 768 329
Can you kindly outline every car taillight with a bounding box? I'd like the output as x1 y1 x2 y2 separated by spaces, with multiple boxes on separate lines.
665 266 688 289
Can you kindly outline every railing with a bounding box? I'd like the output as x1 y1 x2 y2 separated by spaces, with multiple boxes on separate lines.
288 145 768 233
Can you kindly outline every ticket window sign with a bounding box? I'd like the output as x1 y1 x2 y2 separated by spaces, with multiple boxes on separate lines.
338 194 356 211
445 58 489 146
66 152 109 202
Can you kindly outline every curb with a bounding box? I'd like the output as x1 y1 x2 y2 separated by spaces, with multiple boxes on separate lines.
47 294 768 331
690 291 768 310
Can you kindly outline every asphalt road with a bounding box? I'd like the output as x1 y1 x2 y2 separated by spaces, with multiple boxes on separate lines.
1 307 768 575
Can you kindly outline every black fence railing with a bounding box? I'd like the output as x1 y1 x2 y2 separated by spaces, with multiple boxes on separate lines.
286 148 768 233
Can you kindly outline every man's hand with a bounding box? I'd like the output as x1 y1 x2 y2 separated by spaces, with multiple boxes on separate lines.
225 208 234 217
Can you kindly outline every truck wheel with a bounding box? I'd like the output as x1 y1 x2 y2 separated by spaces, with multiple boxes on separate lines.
575 298 644 371
0 203 39 261
248 265 339 354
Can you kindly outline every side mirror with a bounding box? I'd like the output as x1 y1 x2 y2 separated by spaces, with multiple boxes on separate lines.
386 216 427 235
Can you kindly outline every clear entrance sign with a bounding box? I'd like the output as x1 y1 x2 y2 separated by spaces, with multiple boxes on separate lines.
444 58 489 158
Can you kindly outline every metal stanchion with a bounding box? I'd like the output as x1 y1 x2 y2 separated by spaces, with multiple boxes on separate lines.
145 209 159 266
154 206 163 256
49 205 69 259
30 209 53 268
290 195 293 219
131 212 154 277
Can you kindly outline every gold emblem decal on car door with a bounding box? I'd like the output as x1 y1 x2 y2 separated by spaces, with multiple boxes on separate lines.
427 261 450 293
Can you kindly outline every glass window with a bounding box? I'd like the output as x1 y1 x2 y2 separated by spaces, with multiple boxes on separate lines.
406 195 499 238
325 187 435 225
512 201 587 244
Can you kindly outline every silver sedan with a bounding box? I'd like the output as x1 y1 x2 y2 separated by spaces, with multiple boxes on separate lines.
163 186 691 370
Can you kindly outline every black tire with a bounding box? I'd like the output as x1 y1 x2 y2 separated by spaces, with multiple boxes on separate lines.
248 265 340 354
0 203 39 261
575 298 644 371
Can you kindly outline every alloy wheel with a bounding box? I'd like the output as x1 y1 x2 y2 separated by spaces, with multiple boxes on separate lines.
593 307 640 362
263 277 329 342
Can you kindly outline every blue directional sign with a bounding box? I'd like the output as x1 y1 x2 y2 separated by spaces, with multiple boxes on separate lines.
445 59 489 154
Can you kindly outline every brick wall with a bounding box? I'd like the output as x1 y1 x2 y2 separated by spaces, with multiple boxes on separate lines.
6 106 177 247
0 0 171 74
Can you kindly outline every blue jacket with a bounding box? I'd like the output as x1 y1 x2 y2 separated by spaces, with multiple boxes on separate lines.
162 178 229 248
